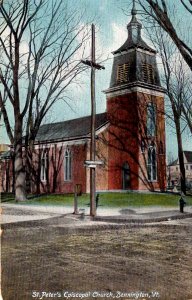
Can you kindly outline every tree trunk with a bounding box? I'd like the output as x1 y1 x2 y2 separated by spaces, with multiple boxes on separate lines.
175 118 186 195
25 140 34 194
52 167 57 193
168 91 186 195
11 152 15 193
14 140 27 202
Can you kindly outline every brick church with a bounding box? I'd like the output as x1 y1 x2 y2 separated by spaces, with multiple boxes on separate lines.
0 5 167 194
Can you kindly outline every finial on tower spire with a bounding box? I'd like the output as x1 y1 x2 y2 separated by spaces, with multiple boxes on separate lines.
131 0 137 16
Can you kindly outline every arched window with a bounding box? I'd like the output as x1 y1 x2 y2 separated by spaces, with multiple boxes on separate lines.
147 145 157 181
41 150 48 181
64 149 72 181
147 102 156 136
122 162 131 189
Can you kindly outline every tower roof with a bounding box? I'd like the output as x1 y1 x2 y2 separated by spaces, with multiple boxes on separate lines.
113 1 156 55
105 0 164 92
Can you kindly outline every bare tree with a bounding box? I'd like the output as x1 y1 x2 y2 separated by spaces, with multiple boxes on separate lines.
138 0 192 70
25 143 64 194
50 144 64 193
147 23 189 194
135 0 192 193
0 0 90 201
181 83 192 135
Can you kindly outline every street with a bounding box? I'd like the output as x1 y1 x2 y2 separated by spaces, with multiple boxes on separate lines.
1 204 192 300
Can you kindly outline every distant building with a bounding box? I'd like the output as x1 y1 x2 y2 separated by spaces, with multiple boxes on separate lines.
167 151 192 189
1 4 167 194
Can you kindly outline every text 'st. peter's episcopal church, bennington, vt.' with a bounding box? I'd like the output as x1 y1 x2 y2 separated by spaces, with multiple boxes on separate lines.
27 6 167 194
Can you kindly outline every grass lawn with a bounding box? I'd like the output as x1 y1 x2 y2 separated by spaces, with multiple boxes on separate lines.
1 191 192 207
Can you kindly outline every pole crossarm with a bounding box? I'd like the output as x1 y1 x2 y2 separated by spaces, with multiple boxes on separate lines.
81 60 105 70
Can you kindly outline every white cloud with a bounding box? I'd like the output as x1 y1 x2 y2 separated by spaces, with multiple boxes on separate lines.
96 22 127 59
62 21 127 102
20 40 29 55
1 26 10 41
110 22 127 52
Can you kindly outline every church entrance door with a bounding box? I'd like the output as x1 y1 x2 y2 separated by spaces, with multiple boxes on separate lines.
122 162 131 189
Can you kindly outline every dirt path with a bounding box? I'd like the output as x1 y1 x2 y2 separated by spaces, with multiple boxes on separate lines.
1 217 192 300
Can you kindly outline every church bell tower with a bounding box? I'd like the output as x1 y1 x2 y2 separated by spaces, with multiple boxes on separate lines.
104 1 166 191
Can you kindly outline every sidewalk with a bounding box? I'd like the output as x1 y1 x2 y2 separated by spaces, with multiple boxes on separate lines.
1 203 192 226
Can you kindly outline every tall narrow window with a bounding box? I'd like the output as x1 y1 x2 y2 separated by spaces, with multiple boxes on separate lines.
147 102 156 136
117 63 130 83
122 162 131 189
41 150 48 181
147 145 157 181
64 149 72 181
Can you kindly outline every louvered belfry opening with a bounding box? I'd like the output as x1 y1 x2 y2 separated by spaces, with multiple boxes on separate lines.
108 0 162 90
117 63 130 84
142 63 154 84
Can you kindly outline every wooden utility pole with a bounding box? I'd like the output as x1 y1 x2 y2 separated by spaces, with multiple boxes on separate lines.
90 24 96 217
81 24 104 217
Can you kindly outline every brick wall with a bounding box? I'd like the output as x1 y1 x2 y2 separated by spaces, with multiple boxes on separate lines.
106 91 166 191
32 142 87 194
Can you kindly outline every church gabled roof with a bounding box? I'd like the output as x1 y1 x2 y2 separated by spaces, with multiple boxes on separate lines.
36 112 108 143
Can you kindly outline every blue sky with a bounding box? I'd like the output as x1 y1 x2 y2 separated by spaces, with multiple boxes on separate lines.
0 0 191 159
